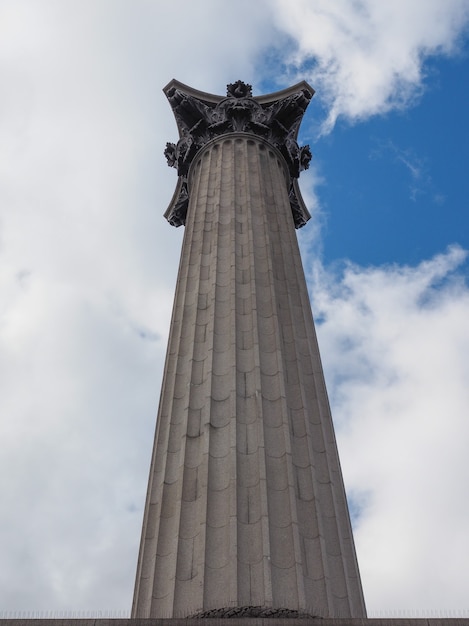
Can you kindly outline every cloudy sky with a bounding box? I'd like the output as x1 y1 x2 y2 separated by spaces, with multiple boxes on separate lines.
1 0 469 618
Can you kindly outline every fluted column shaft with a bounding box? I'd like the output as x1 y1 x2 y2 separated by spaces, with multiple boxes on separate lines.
132 134 366 618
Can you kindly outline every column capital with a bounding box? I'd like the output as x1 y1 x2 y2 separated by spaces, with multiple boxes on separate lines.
163 79 314 228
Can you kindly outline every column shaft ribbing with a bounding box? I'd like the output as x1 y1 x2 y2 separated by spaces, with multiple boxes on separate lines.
132 134 365 618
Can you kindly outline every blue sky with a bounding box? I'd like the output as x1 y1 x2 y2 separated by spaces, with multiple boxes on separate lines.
310 51 469 268
1 0 469 618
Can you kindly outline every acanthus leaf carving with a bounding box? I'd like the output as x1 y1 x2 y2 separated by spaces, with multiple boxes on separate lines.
164 80 313 228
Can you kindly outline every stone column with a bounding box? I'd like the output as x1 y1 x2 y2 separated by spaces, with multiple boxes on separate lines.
132 81 366 619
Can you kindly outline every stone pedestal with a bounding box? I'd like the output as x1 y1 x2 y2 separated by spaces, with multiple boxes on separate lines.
0 617 469 626
132 81 366 619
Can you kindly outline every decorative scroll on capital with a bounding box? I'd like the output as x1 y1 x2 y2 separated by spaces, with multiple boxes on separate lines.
163 79 314 228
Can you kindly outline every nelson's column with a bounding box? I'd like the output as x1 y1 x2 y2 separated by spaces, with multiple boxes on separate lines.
132 79 367 620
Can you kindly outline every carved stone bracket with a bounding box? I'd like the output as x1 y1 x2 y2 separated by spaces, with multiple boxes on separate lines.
163 79 314 228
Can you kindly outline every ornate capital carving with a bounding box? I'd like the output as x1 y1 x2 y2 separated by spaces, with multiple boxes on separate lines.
226 80 253 98
163 79 314 228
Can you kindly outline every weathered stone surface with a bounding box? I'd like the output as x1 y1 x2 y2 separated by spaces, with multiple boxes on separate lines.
0 607 469 626
132 83 366 620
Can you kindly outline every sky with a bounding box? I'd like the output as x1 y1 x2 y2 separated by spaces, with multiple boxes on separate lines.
1 0 469 618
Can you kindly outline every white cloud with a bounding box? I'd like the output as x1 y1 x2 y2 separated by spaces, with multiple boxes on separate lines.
0 0 275 611
271 0 469 129
307 246 469 613
1 0 468 617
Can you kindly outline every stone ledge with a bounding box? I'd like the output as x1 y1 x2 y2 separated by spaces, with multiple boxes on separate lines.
0 618 468 626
